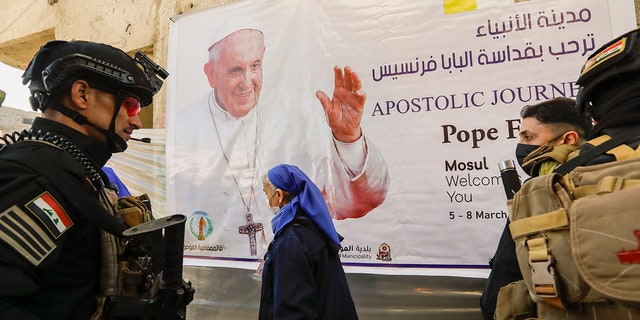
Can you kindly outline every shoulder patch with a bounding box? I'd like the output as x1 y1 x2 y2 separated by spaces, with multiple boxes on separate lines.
0 204 58 266
25 191 73 239
581 37 626 77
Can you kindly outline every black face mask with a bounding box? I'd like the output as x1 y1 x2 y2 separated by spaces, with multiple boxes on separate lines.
515 143 540 169
514 133 566 173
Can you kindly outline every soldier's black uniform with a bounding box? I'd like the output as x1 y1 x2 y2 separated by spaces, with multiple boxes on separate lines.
0 39 176 320
0 118 125 319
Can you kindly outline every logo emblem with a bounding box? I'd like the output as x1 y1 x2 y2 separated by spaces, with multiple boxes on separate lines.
188 211 213 241
376 242 392 261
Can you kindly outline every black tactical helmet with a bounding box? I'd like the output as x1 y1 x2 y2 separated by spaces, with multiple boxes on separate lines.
22 40 168 111
576 28 640 120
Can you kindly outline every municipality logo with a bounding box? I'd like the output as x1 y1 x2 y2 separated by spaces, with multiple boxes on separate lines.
189 211 213 241
376 243 392 261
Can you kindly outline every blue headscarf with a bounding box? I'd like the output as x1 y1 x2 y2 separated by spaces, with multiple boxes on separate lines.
103 166 131 197
268 164 341 245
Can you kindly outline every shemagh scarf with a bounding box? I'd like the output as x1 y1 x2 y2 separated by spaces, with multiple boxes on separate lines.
268 164 341 246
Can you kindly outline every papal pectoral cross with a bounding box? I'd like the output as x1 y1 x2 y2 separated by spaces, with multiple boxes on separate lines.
239 213 263 256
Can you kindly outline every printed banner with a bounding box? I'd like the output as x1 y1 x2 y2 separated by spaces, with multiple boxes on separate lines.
166 0 636 276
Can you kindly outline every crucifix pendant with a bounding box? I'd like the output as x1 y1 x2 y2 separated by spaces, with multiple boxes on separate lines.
238 213 263 256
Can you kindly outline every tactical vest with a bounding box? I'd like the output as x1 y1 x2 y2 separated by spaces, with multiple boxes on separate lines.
0 130 157 319
496 135 640 319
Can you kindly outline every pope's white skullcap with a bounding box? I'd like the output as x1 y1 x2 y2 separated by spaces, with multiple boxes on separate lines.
207 18 264 51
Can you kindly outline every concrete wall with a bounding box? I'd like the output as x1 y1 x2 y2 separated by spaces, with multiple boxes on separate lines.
0 0 237 128
1 0 638 128
0 107 38 136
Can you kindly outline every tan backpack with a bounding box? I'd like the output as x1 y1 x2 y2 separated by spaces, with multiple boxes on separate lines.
497 135 640 319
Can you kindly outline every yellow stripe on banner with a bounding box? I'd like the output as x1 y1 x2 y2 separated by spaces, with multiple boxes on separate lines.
444 0 477 15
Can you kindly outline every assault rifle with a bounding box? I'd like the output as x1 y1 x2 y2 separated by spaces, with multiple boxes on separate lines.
103 214 195 319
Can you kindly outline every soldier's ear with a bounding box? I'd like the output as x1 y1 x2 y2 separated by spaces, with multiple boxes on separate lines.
69 80 91 110
564 131 580 146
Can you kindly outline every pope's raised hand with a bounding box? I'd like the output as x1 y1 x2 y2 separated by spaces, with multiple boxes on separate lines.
315 66 366 143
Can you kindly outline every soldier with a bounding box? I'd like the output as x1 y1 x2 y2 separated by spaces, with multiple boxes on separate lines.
0 40 168 319
481 97 591 320
493 27 640 319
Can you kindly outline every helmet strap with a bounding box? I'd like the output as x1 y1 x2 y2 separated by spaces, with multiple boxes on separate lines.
48 102 128 153
106 97 128 153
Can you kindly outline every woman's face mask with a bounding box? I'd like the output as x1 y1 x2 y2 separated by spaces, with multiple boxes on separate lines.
267 189 281 215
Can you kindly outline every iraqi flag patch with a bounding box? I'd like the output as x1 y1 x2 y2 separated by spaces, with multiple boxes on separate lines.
581 37 627 77
26 192 73 239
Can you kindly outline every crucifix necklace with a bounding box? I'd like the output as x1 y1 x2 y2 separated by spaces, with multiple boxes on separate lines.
208 94 264 256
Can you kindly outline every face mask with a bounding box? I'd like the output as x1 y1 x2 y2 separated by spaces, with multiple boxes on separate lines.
515 133 566 173
515 143 540 168
269 205 280 215
267 189 281 215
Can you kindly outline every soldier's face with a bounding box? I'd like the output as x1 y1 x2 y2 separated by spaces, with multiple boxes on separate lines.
85 87 140 141
519 117 563 146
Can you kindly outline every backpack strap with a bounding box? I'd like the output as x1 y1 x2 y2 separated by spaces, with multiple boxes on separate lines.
588 134 640 161
509 208 569 239
526 237 565 309
572 175 640 199
554 128 640 175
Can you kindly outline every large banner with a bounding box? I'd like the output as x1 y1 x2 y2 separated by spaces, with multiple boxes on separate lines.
166 0 636 277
